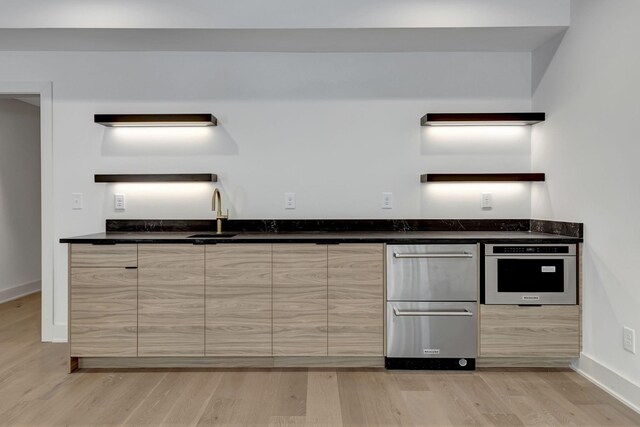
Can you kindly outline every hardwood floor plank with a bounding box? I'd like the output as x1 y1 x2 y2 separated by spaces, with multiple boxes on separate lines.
161 371 223 426
271 370 309 417
392 371 433 392
513 372 598 426
305 370 343 426
401 390 453 426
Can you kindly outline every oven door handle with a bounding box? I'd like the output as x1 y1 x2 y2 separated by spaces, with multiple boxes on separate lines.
393 307 473 317
393 252 473 259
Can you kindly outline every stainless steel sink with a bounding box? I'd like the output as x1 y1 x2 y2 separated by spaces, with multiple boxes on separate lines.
188 233 237 238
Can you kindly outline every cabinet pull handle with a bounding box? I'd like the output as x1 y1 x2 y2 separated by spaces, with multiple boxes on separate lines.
393 308 473 317
393 252 473 259
125 267 138 269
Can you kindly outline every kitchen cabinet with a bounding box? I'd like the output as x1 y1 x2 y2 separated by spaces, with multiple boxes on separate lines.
69 244 137 357
205 244 272 356
479 305 580 358
138 245 205 356
328 244 383 356
273 244 328 356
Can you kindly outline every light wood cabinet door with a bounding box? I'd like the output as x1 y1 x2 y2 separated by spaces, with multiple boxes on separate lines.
206 244 272 356
70 267 137 357
328 244 384 356
138 245 205 356
273 244 328 356
480 305 580 358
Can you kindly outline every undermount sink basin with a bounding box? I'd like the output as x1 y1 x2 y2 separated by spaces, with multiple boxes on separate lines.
188 233 237 238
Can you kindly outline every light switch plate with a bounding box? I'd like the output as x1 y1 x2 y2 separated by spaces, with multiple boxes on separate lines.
114 193 126 211
285 192 296 209
72 193 83 210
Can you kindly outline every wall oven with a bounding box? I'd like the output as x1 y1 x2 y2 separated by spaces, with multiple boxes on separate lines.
484 244 577 305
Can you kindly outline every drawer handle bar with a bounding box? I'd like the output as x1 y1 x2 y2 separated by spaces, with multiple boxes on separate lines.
393 308 473 317
393 252 473 259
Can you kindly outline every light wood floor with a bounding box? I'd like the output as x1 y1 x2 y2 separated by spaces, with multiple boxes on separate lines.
1 293 639 426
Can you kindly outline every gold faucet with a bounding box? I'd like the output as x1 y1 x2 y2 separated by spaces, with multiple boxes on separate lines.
211 188 229 234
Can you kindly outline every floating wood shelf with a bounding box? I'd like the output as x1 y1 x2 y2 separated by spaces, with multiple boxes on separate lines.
95 174 218 183
421 112 545 126
421 173 545 183
94 114 217 127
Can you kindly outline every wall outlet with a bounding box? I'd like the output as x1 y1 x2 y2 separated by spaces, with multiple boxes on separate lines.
71 193 83 210
481 192 493 210
284 192 296 209
624 326 636 354
114 193 126 211
381 192 393 209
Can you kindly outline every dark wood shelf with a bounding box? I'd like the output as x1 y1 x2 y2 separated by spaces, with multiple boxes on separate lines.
421 173 545 183
421 112 545 126
95 174 218 183
94 114 217 127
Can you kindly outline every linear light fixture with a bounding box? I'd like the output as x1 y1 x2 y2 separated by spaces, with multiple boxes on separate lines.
94 114 217 127
95 174 218 183
421 173 545 183
420 112 545 126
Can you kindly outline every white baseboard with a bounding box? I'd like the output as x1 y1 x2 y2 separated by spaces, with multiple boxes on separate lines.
0 280 41 304
572 353 640 414
50 324 68 343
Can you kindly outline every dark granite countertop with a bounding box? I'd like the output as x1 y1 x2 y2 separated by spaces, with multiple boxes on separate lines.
60 230 582 244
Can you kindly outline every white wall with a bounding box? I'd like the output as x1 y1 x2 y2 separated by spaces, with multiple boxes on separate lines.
532 0 640 408
0 99 41 299
0 0 569 29
0 50 534 336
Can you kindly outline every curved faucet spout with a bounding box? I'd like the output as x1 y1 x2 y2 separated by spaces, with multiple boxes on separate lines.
211 188 228 234
212 188 222 215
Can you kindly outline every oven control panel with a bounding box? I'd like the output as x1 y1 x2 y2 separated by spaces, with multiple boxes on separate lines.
492 246 570 254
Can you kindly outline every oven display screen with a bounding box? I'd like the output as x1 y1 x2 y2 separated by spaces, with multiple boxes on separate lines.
497 259 565 293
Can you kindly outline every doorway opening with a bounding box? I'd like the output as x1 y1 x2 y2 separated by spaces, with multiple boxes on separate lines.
0 94 42 336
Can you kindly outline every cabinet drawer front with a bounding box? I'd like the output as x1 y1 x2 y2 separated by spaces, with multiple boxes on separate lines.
206 244 271 285
70 267 137 357
274 244 328 269
386 244 478 301
387 301 477 359
71 244 137 268
139 244 204 285
480 305 580 358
